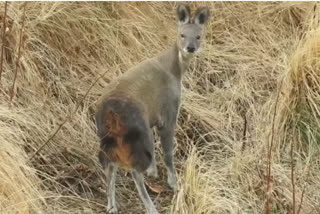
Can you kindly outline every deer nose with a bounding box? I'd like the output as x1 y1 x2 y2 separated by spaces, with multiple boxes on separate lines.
187 46 195 53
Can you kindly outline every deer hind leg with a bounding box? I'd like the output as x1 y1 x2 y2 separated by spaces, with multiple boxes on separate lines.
104 163 118 213
131 170 159 214
146 130 158 178
158 126 178 191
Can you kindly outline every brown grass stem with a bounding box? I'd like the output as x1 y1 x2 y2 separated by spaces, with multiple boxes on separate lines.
291 136 296 214
265 77 284 214
0 1 8 83
9 2 27 104
241 112 247 151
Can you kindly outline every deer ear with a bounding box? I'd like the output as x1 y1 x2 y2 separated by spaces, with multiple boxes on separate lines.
106 109 126 136
194 7 210 26
177 4 191 25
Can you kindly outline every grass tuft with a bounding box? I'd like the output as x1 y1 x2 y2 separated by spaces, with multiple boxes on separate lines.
0 2 320 213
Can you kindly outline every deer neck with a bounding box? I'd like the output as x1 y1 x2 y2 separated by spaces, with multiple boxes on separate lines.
178 45 193 74
157 43 193 80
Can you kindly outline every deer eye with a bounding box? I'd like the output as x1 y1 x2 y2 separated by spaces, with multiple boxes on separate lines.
196 35 201 40
181 34 185 38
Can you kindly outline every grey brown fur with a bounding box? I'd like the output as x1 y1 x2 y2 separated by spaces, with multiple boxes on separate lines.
95 4 210 214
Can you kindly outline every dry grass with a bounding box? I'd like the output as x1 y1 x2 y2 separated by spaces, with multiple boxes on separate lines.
0 2 320 214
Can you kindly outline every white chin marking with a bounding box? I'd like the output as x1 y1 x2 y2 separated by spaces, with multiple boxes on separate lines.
183 48 189 54
179 51 183 64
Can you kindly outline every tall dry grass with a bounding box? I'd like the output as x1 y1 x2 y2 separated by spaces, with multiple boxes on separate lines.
0 2 319 214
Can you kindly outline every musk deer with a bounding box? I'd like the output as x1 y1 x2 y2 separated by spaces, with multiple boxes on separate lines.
95 4 210 214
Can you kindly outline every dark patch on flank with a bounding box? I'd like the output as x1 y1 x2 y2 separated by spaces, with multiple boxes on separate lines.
124 126 141 143
105 109 127 137
95 95 153 171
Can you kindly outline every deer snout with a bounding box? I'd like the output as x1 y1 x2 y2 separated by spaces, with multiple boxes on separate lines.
187 46 196 53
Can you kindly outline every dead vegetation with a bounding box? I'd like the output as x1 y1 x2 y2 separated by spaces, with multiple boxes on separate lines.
0 2 320 214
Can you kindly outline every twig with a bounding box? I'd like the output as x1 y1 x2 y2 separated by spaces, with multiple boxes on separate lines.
9 2 27 103
0 1 8 83
297 183 306 214
241 112 247 151
28 69 110 163
265 77 284 214
291 135 296 214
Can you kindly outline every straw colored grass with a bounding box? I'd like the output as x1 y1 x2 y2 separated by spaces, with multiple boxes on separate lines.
1 2 320 214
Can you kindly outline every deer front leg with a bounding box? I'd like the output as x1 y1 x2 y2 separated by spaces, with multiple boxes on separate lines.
158 126 178 191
